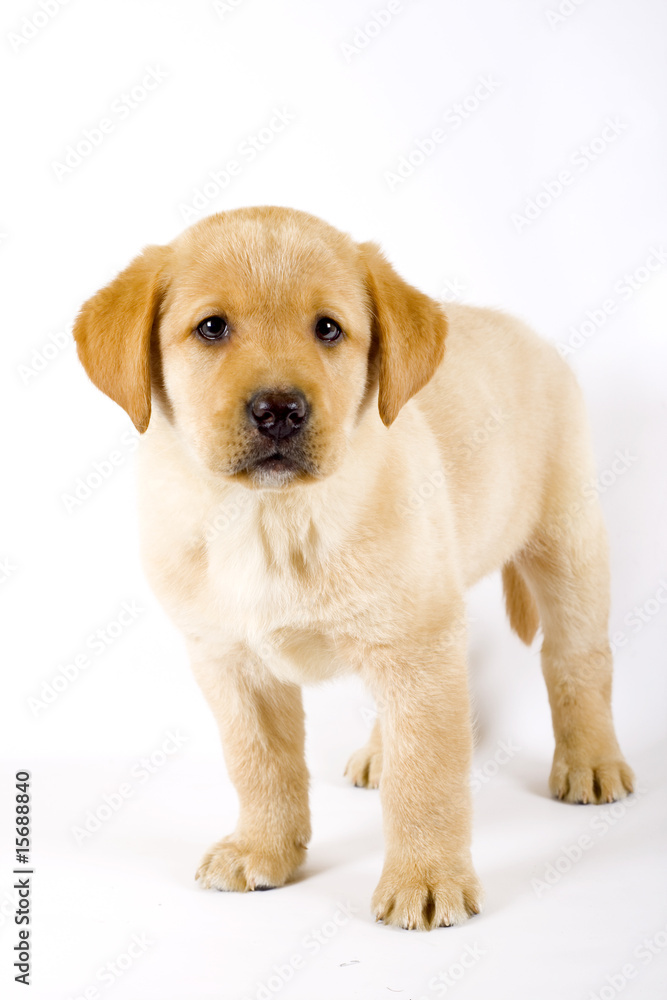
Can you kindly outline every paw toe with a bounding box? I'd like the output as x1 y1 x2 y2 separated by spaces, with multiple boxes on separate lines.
373 864 483 931
550 755 634 805
345 747 382 788
196 837 304 892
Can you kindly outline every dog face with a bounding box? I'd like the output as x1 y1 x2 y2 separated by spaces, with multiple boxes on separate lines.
74 206 447 489
156 209 375 488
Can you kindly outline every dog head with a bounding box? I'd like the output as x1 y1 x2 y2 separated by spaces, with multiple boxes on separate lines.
74 207 447 489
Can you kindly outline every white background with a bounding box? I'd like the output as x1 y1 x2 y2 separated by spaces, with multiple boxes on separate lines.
1 0 666 997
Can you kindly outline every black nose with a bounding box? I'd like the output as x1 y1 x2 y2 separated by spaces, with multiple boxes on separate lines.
248 389 309 440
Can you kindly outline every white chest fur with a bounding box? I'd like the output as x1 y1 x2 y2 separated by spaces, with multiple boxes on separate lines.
137 406 454 684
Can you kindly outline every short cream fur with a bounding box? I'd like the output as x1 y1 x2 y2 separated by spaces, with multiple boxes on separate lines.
74 206 633 930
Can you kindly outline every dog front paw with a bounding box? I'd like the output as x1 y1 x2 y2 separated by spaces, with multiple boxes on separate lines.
372 857 483 930
196 835 306 891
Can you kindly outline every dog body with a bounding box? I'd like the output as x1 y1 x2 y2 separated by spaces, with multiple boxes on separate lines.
74 207 633 930
138 302 564 678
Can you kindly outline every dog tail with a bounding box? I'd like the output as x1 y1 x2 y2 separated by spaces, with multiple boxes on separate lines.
502 562 539 645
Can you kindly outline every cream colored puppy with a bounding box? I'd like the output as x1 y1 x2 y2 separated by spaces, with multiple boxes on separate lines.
74 206 633 930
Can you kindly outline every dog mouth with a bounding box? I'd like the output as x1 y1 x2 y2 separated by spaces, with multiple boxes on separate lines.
231 446 316 486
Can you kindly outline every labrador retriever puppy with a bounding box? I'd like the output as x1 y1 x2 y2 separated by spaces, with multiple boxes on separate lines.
73 206 633 930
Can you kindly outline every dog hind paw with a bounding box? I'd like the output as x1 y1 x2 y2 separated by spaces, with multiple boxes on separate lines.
549 752 634 804
344 746 383 788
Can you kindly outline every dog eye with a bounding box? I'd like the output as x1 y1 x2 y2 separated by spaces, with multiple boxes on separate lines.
196 316 229 342
315 317 343 344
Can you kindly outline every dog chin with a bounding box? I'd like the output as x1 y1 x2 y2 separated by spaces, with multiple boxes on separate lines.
236 454 311 490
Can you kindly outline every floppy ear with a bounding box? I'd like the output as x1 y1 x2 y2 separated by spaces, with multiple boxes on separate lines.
359 241 447 427
73 244 170 433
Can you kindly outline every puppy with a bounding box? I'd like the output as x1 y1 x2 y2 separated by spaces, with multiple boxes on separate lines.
73 206 633 930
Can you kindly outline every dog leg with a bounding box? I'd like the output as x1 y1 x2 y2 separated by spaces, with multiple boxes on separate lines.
190 639 311 890
364 612 483 929
521 510 634 804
